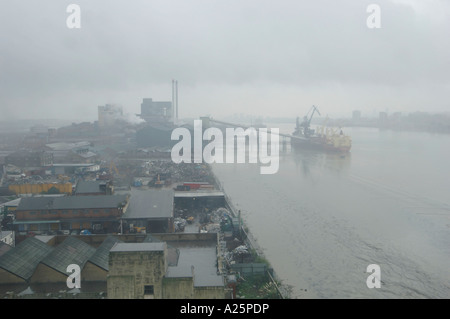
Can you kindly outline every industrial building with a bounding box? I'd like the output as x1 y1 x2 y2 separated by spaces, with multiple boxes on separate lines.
0 233 227 299
13 195 129 235
136 123 177 148
30 236 96 284
0 237 53 284
139 98 172 124
81 235 123 282
107 238 225 299
121 189 174 233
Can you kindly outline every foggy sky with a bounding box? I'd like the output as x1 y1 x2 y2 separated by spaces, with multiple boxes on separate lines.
0 0 449 122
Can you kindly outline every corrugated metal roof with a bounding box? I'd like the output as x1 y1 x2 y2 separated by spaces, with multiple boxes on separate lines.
87 236 122 271
17 197 54 211
40 236 96 274
122 189 173 219
17 195 128 211
0 237 53 280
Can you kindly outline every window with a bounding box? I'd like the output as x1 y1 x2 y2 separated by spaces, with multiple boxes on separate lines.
144 285 154 298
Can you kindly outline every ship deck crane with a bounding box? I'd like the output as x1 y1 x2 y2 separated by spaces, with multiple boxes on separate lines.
298 105 321 137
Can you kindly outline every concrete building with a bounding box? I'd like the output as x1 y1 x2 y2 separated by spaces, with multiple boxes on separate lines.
1 233 226 298
107 242 168 299
139 98 172 124
107 238 226 299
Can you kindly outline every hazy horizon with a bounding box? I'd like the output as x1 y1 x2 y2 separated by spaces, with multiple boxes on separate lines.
1 1 449 122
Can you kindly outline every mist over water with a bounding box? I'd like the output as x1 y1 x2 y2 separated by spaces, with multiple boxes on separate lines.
212 124 450 298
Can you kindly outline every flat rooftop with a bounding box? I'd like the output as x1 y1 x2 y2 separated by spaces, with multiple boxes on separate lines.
122 189 173 219
110 242 166 253
169 241 224 287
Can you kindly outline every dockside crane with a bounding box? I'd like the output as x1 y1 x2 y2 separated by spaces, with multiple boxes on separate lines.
298 105 321 137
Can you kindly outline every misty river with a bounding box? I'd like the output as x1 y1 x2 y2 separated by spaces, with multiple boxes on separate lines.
211 124 450 298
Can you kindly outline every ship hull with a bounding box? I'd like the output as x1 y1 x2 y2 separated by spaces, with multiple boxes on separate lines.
290 136 351 153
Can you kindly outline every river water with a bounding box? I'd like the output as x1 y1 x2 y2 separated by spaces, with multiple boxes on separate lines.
211 124 450 299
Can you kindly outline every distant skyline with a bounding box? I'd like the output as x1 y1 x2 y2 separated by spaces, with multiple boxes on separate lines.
1 1 449 122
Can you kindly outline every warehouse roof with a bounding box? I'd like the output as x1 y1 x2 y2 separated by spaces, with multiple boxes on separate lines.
17 195 128 211
122 189 173 219
75 180 108 194
87 236 122 271
174 245 224 287
0 237 53 280
40 236 96 274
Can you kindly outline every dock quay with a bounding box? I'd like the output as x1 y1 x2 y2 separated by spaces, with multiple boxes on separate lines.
209 168 289 299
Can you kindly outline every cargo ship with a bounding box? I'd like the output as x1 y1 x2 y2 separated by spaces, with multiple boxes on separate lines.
291 106 352 153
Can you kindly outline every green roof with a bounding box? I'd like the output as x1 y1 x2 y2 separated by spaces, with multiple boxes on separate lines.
40 236 96 274
87 236 122 271
0 237 53 280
